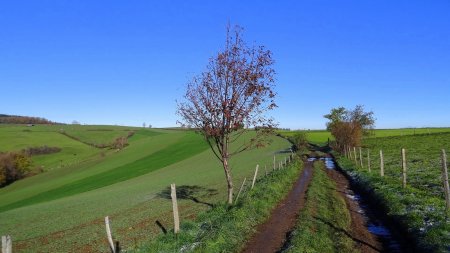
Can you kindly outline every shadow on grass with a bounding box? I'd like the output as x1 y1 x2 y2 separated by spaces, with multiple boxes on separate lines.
157 185 218 208
314 216 382 252
155 220 167 234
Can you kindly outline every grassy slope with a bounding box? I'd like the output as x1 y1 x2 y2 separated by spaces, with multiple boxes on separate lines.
61 125 138 146
0 128 177 205
0 127 291 252
287 161 356 253
134 159 303 253
0 124 102 170
0 131 208 212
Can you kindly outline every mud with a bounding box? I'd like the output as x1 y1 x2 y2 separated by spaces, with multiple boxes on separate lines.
331 155 419 253
326 165 384 252
241 160 314 253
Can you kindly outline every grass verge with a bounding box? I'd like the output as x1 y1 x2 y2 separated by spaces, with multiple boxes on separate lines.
133 159 303 252
286 161 356 253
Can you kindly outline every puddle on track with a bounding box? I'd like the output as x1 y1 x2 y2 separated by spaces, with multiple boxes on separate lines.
346 189 403 252
308 157 335 170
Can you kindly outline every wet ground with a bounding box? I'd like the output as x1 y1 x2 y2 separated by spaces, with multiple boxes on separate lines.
240 143 417 253
241 160 314 253
242 153 409 253
320 155 406 253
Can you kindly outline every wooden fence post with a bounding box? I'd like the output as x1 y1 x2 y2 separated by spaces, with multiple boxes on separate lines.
380 150 384 177
2 235 12 253
285 157 287 166
235 178 246 203
1 236 5 253
273 155 276 170
441 149 450 211
251 165 259 189
402 148 407 188
170 183 180 234
359 147 364 168
367 149 371 172
105 216 115 253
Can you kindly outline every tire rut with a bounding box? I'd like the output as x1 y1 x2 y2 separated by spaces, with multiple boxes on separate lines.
241 160 314 253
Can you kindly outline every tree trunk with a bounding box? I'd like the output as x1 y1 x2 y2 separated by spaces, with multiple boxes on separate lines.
222 157 233 205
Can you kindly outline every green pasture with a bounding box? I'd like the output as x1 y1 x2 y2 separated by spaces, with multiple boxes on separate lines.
0 124 103 170
362 132 450 199
61 125 137 146
372 127 450 137
278 130 332 144
278 127 450 144
0 125 291 252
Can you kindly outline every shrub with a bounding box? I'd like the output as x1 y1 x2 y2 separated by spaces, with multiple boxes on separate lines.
22 146 62 156
0 152 32 187
111 136 128 150
290 132 308 152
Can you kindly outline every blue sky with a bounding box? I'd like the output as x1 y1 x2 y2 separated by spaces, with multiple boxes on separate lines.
1 1 449 129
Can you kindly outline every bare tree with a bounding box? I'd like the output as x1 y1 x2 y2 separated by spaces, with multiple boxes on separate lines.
177 25 277 204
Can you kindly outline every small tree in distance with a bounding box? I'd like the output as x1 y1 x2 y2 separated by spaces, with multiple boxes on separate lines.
177 25 277 205
324 105 375 151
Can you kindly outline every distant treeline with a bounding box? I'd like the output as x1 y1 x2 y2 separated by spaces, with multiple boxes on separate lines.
0 114 56 124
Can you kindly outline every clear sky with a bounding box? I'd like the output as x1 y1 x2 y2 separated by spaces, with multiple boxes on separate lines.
1 1 449 129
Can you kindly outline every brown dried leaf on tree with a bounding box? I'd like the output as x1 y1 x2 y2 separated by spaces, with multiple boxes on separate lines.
177 25 278 204
324 105 375 152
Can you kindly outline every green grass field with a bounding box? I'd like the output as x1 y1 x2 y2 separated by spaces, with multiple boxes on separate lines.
278 127 450 144
0 125 291 252
61 125 136 147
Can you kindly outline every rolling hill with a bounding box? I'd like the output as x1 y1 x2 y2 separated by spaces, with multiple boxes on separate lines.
0 125 291 252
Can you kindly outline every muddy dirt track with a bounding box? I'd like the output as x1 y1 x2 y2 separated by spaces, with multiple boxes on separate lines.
327 166 383 253
241 160 314 253
241 155 399 253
